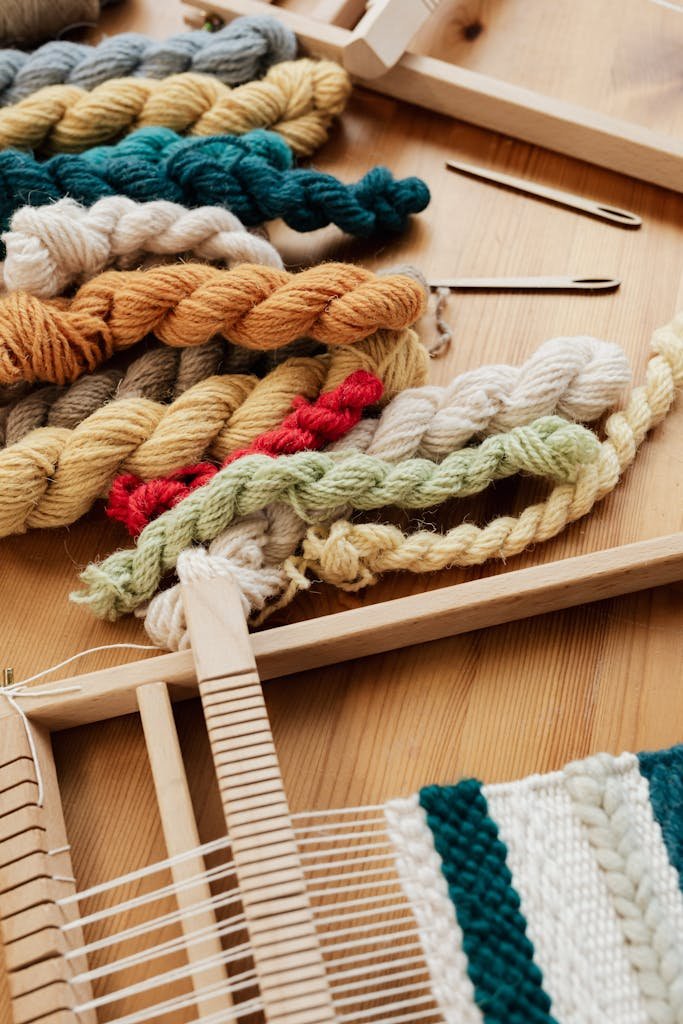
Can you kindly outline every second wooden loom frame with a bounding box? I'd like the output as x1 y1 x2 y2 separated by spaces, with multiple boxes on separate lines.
1 529 683 1023
183 0 683 194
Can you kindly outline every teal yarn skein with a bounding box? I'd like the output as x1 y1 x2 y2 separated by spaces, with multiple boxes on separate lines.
73 416 601 620
0 127 430 255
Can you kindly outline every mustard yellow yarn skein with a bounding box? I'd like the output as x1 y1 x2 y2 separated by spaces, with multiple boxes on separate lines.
0 59 351 156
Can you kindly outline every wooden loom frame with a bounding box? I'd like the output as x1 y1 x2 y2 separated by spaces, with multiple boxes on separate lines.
182 0 683 193
1 530 683 1023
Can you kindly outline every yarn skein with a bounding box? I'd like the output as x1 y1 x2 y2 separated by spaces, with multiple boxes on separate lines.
0 128 431 255
0 59 351 157
115 334 629 537
0 263 426 386
2 196 284 297
147 314 682 648
285 314 683 592
0 329 427 535
0 17 297 104
0 0 103 47
108 369 385 536
72 417 601 620
0 337 324 447
142 334 631 650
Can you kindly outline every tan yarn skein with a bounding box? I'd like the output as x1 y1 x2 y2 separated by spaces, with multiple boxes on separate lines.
0 60 351 156
0 329 427 535
0 263 425 387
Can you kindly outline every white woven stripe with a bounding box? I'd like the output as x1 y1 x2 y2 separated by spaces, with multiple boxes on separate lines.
621 761 683 1003
485 767 647 1024
384 795 483 1024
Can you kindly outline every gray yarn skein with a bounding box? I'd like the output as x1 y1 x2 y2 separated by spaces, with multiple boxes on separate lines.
0 16 297 105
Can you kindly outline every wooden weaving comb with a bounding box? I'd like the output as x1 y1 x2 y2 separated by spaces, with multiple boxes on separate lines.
1 532 683 1023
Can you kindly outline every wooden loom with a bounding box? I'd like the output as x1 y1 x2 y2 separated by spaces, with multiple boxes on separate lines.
182 0 683 193
1 530 683 1024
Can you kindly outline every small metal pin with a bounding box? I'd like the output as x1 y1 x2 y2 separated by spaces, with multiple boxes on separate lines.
429 276 620 293
446 159 642 228
2 667 14 688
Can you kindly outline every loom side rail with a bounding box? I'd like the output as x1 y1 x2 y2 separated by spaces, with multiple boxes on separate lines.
184 0 683 193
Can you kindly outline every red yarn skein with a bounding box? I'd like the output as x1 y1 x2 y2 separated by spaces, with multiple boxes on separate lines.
107 369 383 537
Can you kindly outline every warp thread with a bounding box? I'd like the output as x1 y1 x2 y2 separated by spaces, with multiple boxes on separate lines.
0 127 431 256
0 262 426 386
117 334 629 537
2 196 283 297
0 17 297 103
0 329 427 535
73 416 602 620
108 369 384 536
0 0 103 47
0 337 324 447
0 59 351 156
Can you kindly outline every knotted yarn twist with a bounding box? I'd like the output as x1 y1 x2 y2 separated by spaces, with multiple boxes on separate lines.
72 416 601 620
142 334 630 649
286 313 683 590
0 59 350 156
0 329 427 535
2 196 283 297
0 17 298 104
0 262 426 387
109 369 385 536
0 128 431 257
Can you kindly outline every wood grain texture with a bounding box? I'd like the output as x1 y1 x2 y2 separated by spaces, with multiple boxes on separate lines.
0 1 682 1015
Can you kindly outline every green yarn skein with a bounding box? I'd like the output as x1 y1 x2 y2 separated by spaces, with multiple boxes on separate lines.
73 416 600 620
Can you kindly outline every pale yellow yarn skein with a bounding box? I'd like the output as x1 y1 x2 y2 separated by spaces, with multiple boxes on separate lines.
0 328 427 535
282 314 683 593
0 59 351 156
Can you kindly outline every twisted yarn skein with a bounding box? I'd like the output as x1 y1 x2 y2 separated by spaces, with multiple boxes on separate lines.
108 369 384 536
3 197 283 297
0 329 427 535
142 334 630 650
0 59 351 156
73 417 601 620
0 128 430 251
0 263 426 386
0 0 103 47
0 17 297 104
0 337 323 446
118 334 628 537
285 314 683 591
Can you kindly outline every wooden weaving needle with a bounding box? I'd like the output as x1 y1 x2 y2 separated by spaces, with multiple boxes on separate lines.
429 276 620 292
446 159 642 228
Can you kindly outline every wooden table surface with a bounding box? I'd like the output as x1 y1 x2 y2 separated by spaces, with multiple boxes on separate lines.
0 4 682 1012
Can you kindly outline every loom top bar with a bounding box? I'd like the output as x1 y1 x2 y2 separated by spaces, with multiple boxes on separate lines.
9 532 683 732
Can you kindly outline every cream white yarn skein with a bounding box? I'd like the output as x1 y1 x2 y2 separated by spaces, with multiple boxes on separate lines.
2 196 283 297
143 335 631 650
142 505 305 651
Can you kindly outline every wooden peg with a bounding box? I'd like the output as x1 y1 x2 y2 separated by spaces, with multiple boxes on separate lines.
344 0 441 77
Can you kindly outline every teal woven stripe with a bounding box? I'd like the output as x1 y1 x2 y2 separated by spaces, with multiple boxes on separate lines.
638 743 683 892
419 779 557 1024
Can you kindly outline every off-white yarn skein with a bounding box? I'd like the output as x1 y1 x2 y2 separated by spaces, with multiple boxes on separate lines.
0 0 104 46
144 334 630 650
2 196 283 297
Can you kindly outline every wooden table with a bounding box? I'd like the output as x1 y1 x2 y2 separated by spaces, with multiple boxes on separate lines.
0 2 682 1013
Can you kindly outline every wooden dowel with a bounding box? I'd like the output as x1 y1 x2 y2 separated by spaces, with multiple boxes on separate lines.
184 0 683 191
19 531 683 731
183 579 336 1024
137 681 234 1019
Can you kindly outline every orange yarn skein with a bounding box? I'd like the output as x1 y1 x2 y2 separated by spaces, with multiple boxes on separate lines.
0 263 425 387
